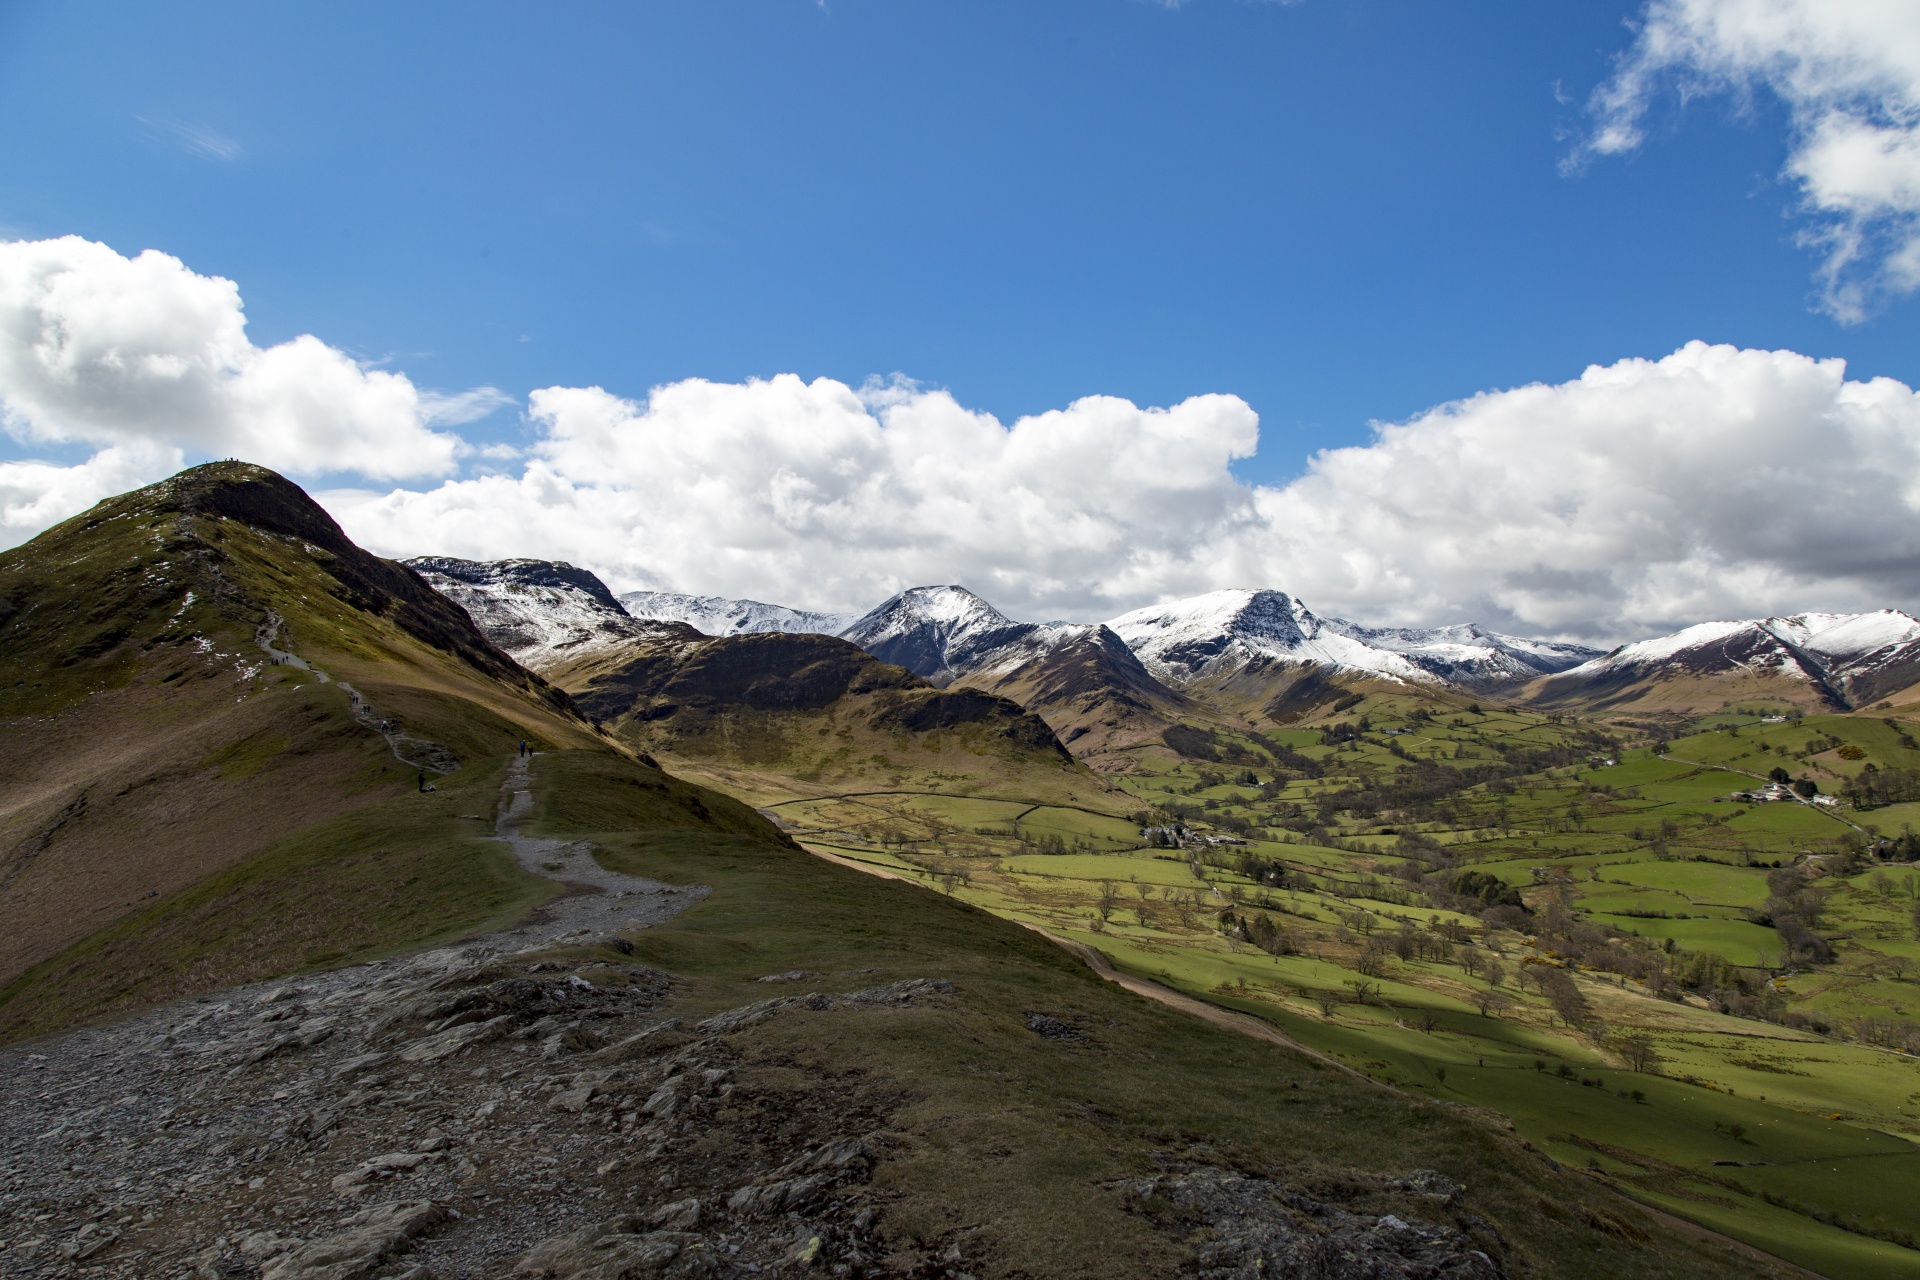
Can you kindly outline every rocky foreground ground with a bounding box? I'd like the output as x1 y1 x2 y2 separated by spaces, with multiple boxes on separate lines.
0 760 1504 1280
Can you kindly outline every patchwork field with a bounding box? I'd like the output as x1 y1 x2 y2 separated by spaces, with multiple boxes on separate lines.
725 700 1920 1279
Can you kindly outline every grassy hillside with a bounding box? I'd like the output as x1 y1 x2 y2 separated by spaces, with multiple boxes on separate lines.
543 628 1110 805
952 626 1196 768
522 749 1796 1280
742 694 1920 1278
0 462 604 983
0 740 783 1044
1525 666 1847 718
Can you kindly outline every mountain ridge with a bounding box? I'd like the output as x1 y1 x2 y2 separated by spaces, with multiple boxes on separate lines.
1529 609 1920 713
619 589 855 638
0 463 603 986
388 560 1920 722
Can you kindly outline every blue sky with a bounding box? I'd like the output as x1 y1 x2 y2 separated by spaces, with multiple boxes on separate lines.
3 1 1920 634
0 0 1908 484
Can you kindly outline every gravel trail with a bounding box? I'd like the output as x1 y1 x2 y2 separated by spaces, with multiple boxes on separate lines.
0 757 749 1279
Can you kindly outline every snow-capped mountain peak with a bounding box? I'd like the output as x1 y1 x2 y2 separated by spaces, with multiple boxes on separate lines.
839 585 1076 682
1550 609 1920 706
406 557 655 672
617 590 854 638
843 585 1013 645
1104 589 1436 685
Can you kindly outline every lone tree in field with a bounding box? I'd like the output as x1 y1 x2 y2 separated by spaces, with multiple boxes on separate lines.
1470 989 1510 1018
1539 968 1592 1028
1616 1035 1662 1074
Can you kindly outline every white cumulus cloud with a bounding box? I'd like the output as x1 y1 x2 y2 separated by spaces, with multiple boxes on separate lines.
328 342 1920 642
327 374 1264 620
1582 0 1920 320
1 240 1913 642
0 236 481 543
1249 341 1920 639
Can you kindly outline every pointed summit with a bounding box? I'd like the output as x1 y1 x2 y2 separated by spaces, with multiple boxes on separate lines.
839 585 1046 683
1528 610 1920 713
407 557 671 673
0 462 597 991
1105 589 1434 685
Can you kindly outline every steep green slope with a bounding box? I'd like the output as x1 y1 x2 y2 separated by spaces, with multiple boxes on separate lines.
0 462 605 983
513 749 1800 1280
546 628 1106 806
0 745 783 1043
807 700 1920 1278
951 625 1199 768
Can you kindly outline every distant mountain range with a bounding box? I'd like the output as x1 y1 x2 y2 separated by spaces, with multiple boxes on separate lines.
407 559 1087 785
404 558 1920 729
619 589 856 639
1530 610 1920 714
588 580 1600 690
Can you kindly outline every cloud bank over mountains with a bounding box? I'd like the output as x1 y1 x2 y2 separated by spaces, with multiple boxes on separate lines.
1582 0 1920 320
2 235 1919 643
0 235 475 539
329 375 1266 632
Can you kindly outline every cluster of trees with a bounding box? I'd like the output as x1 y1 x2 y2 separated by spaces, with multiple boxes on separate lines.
1244 733 1326 779
1445 870 1526 911
1855 1016 1920 1055
1220 908 1296 957
1524 964 1592 1028
1231 850 1306 890
1320 720 1366 747
1305 729 1621 829
1754 864 1836 964
1877 832 1920 862
1163 725 1329 778
1840 764 1920 810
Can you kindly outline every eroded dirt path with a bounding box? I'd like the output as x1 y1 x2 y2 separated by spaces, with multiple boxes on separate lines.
0 757 724 1278
489 755 707 951
254 612 459 776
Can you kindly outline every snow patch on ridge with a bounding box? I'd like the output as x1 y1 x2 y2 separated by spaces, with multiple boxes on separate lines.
839 585 1085 683
1552 609 1920 693
618 590 853 638
1105 589 1437 685
1319 619 1599 686
406 557 650 671
1798 610 1920 661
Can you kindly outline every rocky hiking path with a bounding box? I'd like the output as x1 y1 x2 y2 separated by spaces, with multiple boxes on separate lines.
2 758 1529 1280
253 613 459 777
488 756 708 950
0 757 952 1279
